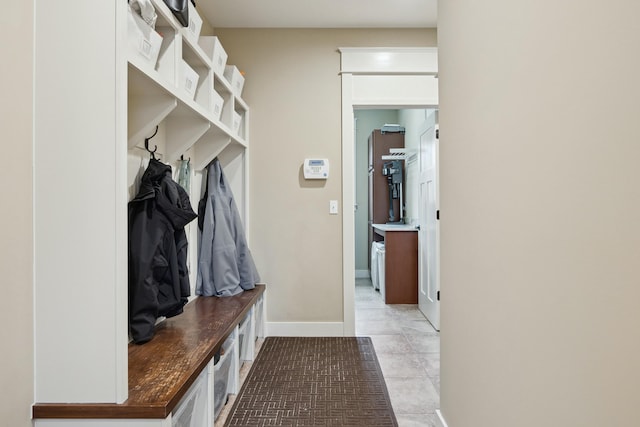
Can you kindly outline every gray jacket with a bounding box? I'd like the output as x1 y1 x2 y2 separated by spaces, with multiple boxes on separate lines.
196 159 259 296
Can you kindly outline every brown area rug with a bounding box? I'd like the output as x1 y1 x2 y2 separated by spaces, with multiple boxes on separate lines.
224 337 398 426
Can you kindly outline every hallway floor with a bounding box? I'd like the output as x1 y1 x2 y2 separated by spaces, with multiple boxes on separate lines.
355 278 440 427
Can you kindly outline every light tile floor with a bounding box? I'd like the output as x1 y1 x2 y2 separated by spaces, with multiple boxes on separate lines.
355 278 440 427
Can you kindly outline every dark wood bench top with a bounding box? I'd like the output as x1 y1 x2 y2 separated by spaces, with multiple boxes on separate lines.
33 284 265 419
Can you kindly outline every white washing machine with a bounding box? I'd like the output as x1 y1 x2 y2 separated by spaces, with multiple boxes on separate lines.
370 242 382 289
371 242 384 289
378 243 386 301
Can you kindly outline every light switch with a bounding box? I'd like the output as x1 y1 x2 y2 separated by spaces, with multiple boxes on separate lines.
329 200 338 215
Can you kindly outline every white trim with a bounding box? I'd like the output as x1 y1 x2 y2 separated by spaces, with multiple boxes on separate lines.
266 322 344 337
34 419 171 427
355 270 370 279
341 72 356 337
436 410 449 427
338 47 438 75
340 47 438 339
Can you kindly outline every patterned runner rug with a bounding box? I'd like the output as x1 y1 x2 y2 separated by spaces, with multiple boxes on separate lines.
224 336 398 426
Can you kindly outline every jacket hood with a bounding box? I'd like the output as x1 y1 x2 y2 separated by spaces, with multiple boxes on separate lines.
133 159 172 202
131 159 197 229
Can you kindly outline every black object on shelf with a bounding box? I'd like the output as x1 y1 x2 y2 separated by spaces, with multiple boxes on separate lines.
162 0 189 27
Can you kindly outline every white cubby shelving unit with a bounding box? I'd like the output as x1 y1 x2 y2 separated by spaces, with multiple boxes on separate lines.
126 0 248 170
33 0 260 425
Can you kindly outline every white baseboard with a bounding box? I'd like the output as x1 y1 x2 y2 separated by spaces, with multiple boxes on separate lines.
436 410 449 427
266 322 344 337
355 269 371 279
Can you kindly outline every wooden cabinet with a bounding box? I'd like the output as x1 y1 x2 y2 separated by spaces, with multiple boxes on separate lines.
374 227 418 304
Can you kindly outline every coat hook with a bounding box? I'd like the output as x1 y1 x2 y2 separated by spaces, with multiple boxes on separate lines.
144 126 159 159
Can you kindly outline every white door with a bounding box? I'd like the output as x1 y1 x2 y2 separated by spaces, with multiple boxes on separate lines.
418 111 440 330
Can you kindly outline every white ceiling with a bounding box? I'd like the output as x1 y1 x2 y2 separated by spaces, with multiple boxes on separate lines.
196 0 437 29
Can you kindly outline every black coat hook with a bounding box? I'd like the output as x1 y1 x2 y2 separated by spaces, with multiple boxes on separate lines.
144 126 159 159
180 154 191 164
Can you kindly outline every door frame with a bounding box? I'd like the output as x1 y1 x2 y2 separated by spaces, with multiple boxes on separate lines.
339 47 439 334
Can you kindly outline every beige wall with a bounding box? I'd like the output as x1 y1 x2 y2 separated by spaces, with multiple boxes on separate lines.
439 1 640 426
0 2 33 426
215 29 435 324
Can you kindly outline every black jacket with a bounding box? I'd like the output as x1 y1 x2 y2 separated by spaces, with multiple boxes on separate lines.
128 159 197 344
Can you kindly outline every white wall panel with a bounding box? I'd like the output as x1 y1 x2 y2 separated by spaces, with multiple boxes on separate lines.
34 0 126 403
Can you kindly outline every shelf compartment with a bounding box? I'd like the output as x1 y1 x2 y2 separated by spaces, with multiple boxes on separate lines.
182 29 211 70
153 24 178 85
171 365 209 427
181 33 214 114
234 96 248 112
128 94 177 149
192 127 233 171
255 294 264 339
224 65 245 97
238 310 253 362
128 63 179 148
213 76 234 130
212 337 235 421
163 103 211 164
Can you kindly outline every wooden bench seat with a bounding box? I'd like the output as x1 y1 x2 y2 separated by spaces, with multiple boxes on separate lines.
33 284 265 419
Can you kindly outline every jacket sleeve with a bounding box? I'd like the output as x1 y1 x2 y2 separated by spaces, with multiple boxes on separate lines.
230 197 259 290
196 190 216 296
128 201 160 344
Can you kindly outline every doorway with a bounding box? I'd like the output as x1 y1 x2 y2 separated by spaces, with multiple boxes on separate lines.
353 109 440 330
339 47 439 336
351 107 441 425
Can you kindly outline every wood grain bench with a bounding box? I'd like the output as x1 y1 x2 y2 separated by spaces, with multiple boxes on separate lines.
33 284 265 425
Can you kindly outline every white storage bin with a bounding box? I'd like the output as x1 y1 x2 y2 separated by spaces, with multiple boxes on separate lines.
199 36 228 76
213 338 235 420
127 6 162 69
231 111 242 134
180 60 199 100
238 311 251 361
172 367 210 427
183 2 203 44
211 89 224 120
255 295 264 339
224 65 245 97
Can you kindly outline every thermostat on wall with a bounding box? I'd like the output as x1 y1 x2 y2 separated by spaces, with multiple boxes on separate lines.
303 158 330 179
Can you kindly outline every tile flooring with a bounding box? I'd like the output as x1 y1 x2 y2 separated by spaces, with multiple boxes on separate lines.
215 279 440 426
355 278 440 427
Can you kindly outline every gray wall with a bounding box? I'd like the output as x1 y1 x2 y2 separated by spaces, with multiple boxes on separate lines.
439 1 640 426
